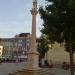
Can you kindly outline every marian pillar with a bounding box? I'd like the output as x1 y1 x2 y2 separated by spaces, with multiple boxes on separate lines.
9 1 52 75
27 0 39 70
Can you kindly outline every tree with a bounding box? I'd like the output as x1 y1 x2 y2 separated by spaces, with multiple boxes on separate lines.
39 0 75 75
37 34 49 66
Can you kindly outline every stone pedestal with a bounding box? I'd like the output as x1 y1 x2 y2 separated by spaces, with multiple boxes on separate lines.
27 52 39 70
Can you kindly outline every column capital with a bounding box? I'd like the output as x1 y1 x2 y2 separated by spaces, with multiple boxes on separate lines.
30 9 38 15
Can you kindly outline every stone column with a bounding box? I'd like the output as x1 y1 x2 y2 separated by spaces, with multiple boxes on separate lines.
27 0 39 70
9 1 52 75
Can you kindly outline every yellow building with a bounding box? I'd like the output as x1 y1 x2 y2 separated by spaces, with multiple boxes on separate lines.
0 45 3 58
46 42 72 65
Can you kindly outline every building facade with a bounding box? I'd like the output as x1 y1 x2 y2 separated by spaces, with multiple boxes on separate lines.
0 33 31 61
46 42 74 65
13 33 31 61
0 38 14 60
0 45 3 59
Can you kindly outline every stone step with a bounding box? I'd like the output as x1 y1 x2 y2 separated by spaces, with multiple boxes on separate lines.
9 68 54 75
17 68 51 74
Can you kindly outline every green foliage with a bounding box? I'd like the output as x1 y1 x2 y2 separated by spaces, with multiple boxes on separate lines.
39 0 75 74
37 35 49 58
39 0 75 53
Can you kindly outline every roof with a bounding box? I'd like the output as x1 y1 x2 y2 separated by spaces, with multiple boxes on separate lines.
19 33 30 37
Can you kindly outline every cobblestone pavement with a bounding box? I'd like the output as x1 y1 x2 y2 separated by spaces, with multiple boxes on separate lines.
51 68 71 75
0 62 75 75
0 62 27 75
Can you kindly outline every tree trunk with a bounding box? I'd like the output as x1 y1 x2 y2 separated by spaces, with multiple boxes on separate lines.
69 33 74 75
41 58 45 66
39 55 45 66
39 56 42 66
70 52 74 75
69 40 74 75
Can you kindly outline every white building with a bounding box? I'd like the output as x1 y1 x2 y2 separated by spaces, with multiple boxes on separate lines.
46 42 71 65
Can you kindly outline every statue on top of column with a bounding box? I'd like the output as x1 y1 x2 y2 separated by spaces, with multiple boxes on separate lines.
32 0 37 9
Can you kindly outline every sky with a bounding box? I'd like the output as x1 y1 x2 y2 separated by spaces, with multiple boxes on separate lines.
0 0 45 38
